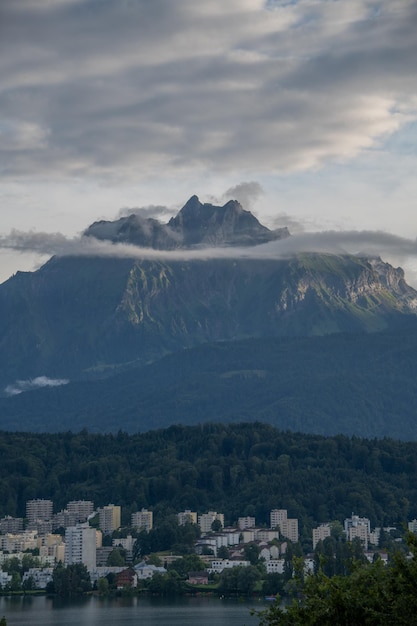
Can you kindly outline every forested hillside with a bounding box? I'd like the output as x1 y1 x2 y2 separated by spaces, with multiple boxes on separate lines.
2 322 417 439
1 424 416 536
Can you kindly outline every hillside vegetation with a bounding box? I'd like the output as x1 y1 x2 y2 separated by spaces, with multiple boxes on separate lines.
2 322 417 439
1 424 416 534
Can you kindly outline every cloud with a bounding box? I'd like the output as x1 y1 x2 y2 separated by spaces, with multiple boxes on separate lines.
4 376 69 396
1 226 417 265
117 204 176 221
222 182 264 210
0 1 416 181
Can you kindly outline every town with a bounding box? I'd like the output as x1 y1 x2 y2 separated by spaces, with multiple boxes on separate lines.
0 498 414 594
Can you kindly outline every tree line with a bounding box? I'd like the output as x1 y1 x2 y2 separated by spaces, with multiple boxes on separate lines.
0 423 416 538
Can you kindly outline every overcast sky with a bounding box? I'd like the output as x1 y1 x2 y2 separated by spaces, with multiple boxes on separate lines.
1 0 417 284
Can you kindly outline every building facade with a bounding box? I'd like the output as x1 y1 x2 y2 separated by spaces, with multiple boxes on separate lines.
98 504 121 535
65 524 97 570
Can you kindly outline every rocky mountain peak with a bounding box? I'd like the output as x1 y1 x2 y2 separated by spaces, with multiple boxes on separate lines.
84 195 289 249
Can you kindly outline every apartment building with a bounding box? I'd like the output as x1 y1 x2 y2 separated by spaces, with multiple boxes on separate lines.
131 508 153 532
65 524 97 570
198 511 225 533
98 504 121 535
270 509 299 543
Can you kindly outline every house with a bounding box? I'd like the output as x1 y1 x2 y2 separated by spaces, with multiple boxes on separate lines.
187 571 209 585
115 567 137 589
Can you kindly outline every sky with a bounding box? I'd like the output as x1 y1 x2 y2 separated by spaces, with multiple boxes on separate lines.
1 0 417 284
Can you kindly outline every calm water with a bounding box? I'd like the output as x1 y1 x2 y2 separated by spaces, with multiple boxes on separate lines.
0 595 264 626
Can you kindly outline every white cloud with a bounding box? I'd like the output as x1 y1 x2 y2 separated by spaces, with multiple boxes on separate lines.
4 376 69 396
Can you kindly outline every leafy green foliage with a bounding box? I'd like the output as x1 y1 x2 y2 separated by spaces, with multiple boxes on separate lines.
50 563 92 597
258 533 417 626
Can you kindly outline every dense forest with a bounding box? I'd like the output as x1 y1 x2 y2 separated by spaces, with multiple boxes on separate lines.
2 321 417 439
1 423 417 538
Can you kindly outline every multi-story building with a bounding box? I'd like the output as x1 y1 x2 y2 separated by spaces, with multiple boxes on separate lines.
344 514 370 549
65 524 97 570
312 523 331 549
177 510 197 526
98 504 121 535
238 516 256 530
67 500 95 522
1 530 37 553
198 511 225 533
131 509 153 532
0 516 23 534
26 499 53 527
270 509 299 542
270 509 288 529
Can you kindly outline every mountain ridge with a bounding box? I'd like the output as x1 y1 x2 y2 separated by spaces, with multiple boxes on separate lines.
84 195 289 249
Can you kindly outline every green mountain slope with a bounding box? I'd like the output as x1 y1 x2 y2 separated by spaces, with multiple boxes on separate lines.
0 253 415 386
2 322 417 439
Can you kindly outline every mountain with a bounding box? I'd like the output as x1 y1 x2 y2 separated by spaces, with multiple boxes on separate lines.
84 195 289 248
1 195 417 434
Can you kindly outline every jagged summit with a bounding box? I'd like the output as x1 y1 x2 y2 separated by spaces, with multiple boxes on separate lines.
84 195 289 249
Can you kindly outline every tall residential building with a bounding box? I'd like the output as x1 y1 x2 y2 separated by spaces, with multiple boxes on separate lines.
198 511 225 533
177 510 197 526
67 500 95 522
312 523 331 549
270 509 288 529
131 509 153 532
98 504 121 535
26 499 53 525
270 509 299 543
65 524 96 570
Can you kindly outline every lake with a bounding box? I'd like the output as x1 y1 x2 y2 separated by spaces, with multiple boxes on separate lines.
0 595 265 625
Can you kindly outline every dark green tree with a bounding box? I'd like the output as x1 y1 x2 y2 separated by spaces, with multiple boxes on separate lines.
258 532 417 626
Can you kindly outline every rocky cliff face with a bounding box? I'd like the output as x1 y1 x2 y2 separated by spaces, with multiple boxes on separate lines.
84 195 289 248
0 251 416 387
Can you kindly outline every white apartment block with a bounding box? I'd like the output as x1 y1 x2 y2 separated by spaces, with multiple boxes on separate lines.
22 568 54 589
238 516 256 530
98 504 121 535
266 559 285 574
177 510 197 525
131 509 153 532
198 511 225 533
208 559 250 574
65 524 96 570
26 499 53 525
312 523 331 549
